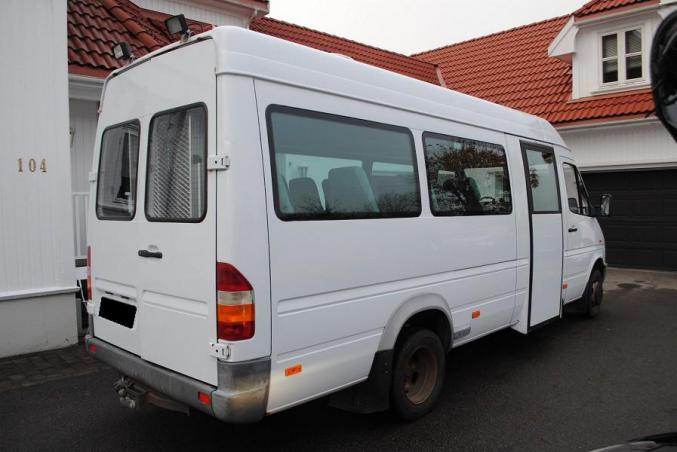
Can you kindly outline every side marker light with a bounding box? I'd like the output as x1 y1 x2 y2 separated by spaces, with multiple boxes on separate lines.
285 364 302 377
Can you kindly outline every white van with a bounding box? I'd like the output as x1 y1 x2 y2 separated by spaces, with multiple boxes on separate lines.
85 24 611 423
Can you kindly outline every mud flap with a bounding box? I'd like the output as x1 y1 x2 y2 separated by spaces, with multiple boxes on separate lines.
328 349 393 414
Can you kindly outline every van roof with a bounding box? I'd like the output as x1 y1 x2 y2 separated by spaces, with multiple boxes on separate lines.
109 26 566 148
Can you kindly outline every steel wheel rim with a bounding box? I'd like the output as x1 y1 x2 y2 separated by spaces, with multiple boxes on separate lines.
403 346 438 405
592 280 602 307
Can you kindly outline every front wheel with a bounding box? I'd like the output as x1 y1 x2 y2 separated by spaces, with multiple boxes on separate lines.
390 328 445 421
583 269 604 318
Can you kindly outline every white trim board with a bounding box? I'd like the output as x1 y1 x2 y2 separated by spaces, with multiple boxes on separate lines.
0 286 79 302
69 74 104 102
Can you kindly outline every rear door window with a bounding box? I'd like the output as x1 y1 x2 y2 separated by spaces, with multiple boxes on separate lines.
146 104 207 222
96 121 140 220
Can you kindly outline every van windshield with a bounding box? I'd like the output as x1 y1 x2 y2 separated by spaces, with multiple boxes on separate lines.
96 121 140 220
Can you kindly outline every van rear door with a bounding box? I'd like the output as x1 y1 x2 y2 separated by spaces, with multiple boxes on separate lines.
92 40 218 385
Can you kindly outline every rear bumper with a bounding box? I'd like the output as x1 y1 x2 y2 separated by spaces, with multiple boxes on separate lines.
85 335 270 423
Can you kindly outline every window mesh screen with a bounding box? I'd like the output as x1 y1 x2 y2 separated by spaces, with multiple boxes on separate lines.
147 106 206 221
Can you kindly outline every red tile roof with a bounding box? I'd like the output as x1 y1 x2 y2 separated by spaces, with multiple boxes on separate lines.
68 0 211 77
574 0 656 18
68 0 654 126
415 16 654 126
250 18 441 85
68 0 441 85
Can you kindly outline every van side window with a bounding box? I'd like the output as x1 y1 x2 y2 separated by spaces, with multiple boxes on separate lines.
423 132 512 216
267 106 421 221
563 163 591 216
146 105 207 222
96 121 140 221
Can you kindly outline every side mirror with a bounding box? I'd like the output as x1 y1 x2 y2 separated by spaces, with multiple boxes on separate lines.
597 194 612 218
651 10 677 143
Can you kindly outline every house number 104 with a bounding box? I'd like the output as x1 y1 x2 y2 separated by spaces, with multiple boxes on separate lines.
17 158 47 173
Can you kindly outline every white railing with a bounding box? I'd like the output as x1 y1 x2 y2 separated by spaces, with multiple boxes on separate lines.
72 192 90 261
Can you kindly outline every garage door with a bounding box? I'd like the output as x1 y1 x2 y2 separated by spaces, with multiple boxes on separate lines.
583 169 677 270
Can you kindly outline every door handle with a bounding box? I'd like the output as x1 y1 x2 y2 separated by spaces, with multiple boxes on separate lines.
138 249 163 259
568 226 578 233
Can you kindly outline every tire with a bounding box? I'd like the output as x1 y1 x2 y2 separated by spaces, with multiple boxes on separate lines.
390 328 445 421
583 269 604 318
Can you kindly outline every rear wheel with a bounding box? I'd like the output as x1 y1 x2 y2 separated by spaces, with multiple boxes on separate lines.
583 269 604 318
390 328 445 421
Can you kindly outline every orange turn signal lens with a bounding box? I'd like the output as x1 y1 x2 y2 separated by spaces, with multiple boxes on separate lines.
217 304 255 341
285 364 302 377
472 310 481 319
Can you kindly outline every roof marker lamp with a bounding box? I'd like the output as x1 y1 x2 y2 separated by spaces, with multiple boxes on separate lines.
112 42 133 62
165 14 191 40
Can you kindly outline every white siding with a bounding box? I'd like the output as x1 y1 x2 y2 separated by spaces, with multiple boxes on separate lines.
0 0 75 296
132 0 250 27
561 120 677 171
0 0 77 356
572 9 662 99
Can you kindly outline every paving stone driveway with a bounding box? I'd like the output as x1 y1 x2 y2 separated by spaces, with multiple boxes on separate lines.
0 343 109 393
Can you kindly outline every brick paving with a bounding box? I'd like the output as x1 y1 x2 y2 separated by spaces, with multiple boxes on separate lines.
0 344 109 393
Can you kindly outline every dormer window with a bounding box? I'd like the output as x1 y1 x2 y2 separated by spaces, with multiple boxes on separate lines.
601 28 644 86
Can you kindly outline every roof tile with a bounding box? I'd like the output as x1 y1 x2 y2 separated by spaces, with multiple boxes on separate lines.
415 16 654 125
67 0 652 125
250 17 441 85
68 0 184 75
68 1 441 86
574 0 655 18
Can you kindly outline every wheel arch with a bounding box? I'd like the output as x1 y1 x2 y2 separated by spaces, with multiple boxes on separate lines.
329 294 453 414
589 254 607 281
378 293 453 352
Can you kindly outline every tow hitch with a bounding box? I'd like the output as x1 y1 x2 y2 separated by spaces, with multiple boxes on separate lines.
113 376 190 415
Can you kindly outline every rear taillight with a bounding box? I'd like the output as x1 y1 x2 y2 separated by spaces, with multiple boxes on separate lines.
86 246 92 301
216 262 254 341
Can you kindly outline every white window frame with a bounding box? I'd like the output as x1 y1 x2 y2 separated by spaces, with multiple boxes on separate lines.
598 26 646 90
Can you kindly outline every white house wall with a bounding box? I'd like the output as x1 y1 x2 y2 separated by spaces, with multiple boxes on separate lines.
132 0 250 26
561 120 677 171
0 0 77 356
572 7 663 99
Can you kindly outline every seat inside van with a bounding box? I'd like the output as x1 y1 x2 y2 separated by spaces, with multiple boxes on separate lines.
289 177 323 213
371 174 417 212
324 166 379 214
